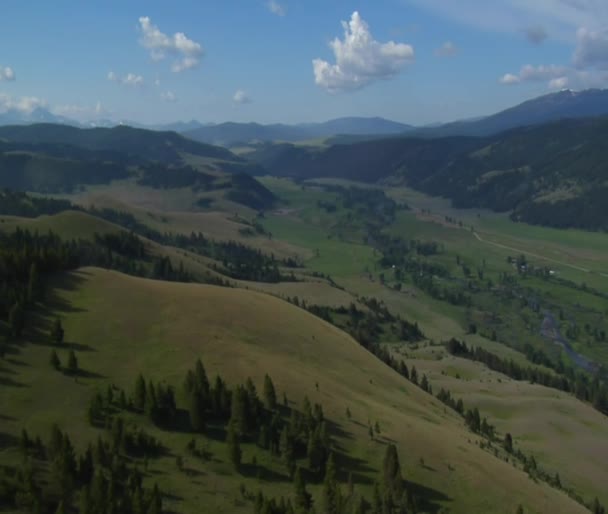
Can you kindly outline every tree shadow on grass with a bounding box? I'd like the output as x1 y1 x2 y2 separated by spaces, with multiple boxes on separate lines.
334 451 375 486
239 462 287 483
406 480 452 514
0 375 28 388
0 431 18 450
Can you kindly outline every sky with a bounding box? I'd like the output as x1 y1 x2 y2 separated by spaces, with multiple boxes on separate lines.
1 0 608 125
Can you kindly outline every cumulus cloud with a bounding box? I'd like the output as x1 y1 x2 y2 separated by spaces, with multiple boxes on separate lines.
499 73 521 85
266 0 286 16
0 93 47 113
499 64 568 85
524 25 548 45
161 91 177 102
313 11 414 93
138 16 204 72
574 27 608 69
108 71 144 87
0 66 15 81
233 89 251 104
434 41 458 57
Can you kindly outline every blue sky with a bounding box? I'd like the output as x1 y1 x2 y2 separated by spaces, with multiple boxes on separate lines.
1 0 607 125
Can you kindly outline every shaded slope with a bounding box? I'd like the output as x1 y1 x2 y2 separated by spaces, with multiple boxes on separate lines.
0 267 589 514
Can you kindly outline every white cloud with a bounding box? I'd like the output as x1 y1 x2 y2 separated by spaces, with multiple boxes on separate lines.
161 91 177 102
233 89 251 104
549 76 569 89
524 25 548 45
0 66 15 81
266 0 286 16
499 64 568 85
499 73 521 85
435 41 458 57
154 78 161 87
574 27 608 69
313 11 414 93
108 71 144 87
138 16 204 72
0 93 47 113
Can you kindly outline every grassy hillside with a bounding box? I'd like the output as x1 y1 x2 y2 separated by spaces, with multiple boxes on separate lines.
0 267 589 514
248 117 608 230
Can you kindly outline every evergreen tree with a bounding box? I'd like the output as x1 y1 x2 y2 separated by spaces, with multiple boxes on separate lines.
321 453 340 514
516 506 524 514
504 433 513 454
189 390 206 433
230 386 248 435
263 374 277 410
226 423 242 470
293 468 312 512
382 444 404 499
27 262 40 303
410 366 418 385
280 426 296 478
51 318 65 345
67 350 78 374
50 350 61 370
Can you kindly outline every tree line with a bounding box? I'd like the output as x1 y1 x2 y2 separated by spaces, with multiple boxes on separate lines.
445 338 608 416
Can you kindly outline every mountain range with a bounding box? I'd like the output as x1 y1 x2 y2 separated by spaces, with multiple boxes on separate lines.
3 89 608 145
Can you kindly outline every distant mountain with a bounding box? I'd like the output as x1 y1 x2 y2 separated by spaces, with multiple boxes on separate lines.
184 117 413 146
246 116 608 230
0 123 239 164
417 89 608 137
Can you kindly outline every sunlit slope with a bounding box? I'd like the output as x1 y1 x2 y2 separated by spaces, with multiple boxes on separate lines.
6 267 586 513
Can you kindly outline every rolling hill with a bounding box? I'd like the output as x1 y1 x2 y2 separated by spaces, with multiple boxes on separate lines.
183 117 413 146
0 123 238 164
247 116 608 230
0 267 590 514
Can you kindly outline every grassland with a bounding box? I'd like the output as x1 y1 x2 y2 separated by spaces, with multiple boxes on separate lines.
3 175 606 513
400 342 608 505
0 268 589 514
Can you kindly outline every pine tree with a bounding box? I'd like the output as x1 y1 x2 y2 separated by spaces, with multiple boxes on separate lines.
51 318 64 345
504 433 513 453
293 468 312 512
67 350 78 374
382 444 404 499
189 390 205 433
50 350 61 370
230 386 248 435
410 366 418 385
27 262 40 303
226 423 242 470
321 453 340 514
263 374 277 410
280 426 296 478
